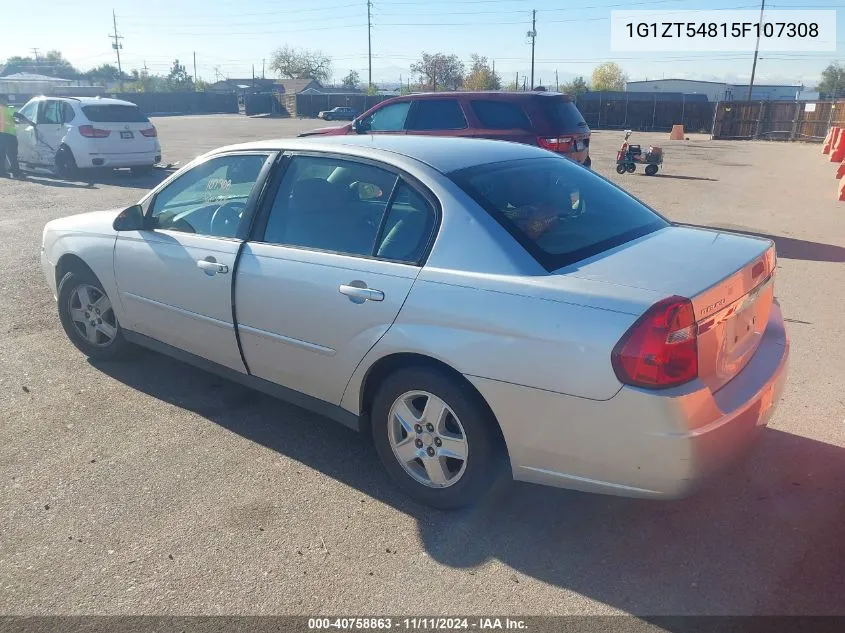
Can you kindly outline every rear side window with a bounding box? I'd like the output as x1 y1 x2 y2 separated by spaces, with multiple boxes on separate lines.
61 102 76 123
82 105 149 123
451 157 666 270
470 100 530 130
407 100 467 131
545 99 588 131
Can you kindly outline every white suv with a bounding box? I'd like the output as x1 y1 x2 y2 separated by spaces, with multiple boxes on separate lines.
15 96 162 177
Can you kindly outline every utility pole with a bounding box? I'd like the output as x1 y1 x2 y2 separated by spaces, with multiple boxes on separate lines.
367 0 373 90
515 71 518 91
30 48 40 61
252 64 255 90
262 58 265 80
528 9 537 90
747 0 765 101
193 51 197 83
555 69 559 92
109 10 124 91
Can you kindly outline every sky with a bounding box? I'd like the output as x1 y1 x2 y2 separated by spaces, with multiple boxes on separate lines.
1 0 842 88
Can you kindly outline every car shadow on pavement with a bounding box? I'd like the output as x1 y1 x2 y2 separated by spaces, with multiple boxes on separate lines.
17 176 98 189
688 224 845 263
91 351 845 617
650 174 719 182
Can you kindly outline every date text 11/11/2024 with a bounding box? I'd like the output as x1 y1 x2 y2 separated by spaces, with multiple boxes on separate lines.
307 618 528 630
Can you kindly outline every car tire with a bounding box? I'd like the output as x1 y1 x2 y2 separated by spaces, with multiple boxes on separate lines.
57 269 133 361
371 366 507 509
55 147 78 180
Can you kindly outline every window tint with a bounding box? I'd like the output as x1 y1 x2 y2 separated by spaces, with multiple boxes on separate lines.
263 156 398 257
470 100 531 130
451 157 666 270
366 102 411 131
375 183 436 263
61 102 76 123
545 99 588 130
151 154 269 238
407 100 467 131
39 101 62 125
82 105 149 123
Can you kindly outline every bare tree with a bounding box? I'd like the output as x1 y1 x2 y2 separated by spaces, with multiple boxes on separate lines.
410 52 464 92
270 46 332 82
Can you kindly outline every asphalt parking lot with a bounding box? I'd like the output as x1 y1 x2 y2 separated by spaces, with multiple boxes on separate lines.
1 114 844 617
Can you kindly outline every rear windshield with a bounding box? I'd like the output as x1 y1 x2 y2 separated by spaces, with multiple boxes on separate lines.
450 157 666 270
82 105 149 123
544 99 588 131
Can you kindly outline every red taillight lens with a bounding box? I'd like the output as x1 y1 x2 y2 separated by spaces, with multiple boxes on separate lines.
611 296 698 389
140 127 157 137
537 136 574 152
79 125 111 138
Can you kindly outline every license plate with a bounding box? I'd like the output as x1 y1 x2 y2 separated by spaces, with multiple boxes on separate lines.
120 131 134 139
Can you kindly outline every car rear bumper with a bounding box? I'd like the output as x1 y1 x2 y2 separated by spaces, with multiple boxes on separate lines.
468 301 789 499
77 150 160 168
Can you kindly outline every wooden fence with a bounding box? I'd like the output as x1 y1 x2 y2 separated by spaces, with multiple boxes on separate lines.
574 95 716 133
712 100 845 141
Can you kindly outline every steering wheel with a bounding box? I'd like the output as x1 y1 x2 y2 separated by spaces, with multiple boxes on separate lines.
210 201 247 237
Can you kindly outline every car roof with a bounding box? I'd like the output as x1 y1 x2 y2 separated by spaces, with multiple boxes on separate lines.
382 90 573 101
32 95 140 107
212 134 552 174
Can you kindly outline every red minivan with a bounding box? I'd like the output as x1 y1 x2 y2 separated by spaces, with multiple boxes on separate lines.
299 91 592 166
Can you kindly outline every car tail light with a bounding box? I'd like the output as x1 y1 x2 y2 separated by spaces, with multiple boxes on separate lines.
611 296 698 389
140 127 157 137
79 125 111 138
537 136 574 152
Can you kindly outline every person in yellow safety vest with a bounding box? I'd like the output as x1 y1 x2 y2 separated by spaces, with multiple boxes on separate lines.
0 95 25 179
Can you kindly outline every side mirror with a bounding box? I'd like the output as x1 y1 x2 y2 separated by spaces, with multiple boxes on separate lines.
113 204 145 231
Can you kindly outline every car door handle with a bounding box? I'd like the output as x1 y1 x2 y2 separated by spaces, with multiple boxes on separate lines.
196 259 229 275
339 284 384 302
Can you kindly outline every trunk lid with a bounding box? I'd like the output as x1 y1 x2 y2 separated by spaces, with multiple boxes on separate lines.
80 104 157 155
562 226 776 392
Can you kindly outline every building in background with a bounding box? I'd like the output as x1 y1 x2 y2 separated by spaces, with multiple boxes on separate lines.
625 78 814 102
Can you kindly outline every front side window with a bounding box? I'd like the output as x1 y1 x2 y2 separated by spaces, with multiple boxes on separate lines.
150 154 269 238
365 102 411 131
407 100 467 131
451 157 667 270
18 102 38 123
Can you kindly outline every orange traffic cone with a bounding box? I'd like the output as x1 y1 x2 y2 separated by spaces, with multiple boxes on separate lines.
831 129 845 162
839 176 845 201
822 127 835 154
669 124 685 140
837 161 845 180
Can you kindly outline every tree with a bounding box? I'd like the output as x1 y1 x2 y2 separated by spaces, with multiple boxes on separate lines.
85 63 128 86
3 50 80 79
269 46 332 82
591 62 628 91
341 70 360 90
818 62 845 99
410 52 464 92
462 55 501 91
165 59 194 91
562 76 589 97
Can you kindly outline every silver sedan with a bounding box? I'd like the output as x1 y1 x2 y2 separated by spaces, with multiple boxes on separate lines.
40 135 789 508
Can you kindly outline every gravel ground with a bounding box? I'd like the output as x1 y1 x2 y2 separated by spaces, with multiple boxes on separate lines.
0 116 843 617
